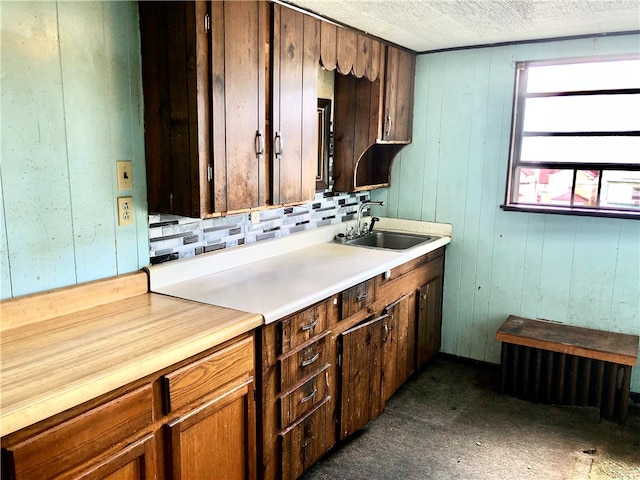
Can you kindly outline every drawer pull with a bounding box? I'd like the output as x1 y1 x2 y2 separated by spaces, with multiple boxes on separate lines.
300 388 318 404
301 353 320 367
356 292 369 301
301 318 318 331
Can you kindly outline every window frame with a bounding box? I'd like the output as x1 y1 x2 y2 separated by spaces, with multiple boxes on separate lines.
502 54 640 220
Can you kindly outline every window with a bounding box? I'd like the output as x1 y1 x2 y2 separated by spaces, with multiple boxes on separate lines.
503 56 640 219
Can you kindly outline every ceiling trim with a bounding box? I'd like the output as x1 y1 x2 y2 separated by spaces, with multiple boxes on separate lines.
418 29 640 55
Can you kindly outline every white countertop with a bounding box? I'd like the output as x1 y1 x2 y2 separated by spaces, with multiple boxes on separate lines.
147 218 452 324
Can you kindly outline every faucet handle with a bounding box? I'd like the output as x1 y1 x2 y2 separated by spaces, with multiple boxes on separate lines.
346 226 354 239
369 217 379 233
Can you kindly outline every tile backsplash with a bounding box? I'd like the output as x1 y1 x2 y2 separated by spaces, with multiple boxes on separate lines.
149 191 370 264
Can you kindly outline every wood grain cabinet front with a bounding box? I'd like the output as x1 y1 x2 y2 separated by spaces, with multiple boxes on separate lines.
165 380 256 480
139 1 266 217
1 332 257 480
161 335 255 414
416 273 444 370
279 397 332 480
1 385 156 480
337 248 445 442
270 3 320 206
381 291 417 401
332 44 416 192
340 279 376 319
260 296 338 480
380 45 416 143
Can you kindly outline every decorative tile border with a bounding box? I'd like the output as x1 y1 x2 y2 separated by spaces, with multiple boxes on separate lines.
148 191 370 264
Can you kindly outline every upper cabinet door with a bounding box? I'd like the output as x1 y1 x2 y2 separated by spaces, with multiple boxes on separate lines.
140 1 266 218
211 1 266 213
140 1 210 218
270 4 320 206
381 45 416 143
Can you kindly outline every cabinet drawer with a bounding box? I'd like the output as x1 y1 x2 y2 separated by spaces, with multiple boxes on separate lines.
280 301 328 353
162 335 254 414
2 384 153 480
279 397 332 480
341 279 375 319
279 335 328 390
280 364 330 428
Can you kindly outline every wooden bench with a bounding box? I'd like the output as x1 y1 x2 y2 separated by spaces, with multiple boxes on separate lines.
496 315 639 421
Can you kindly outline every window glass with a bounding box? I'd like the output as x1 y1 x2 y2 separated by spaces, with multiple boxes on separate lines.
523 95 640 132
526 59 640 93
504 55 640 218
520 136 640 164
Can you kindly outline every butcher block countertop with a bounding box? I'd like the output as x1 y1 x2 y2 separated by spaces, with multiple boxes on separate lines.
0 271 262 437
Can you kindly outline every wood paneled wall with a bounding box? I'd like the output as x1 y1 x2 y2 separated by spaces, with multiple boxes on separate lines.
371 34 640 392
1 2 148 299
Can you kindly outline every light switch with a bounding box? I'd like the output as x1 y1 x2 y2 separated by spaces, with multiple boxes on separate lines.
116 161 133 190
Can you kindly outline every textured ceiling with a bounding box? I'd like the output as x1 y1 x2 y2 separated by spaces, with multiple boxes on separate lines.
285 0 640 52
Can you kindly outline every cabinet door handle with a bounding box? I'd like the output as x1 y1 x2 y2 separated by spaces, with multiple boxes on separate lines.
301 353 319 367
274 132 284 158
300 388 318 404
301 318 318 331
382 322 389 343
255 130 264 156
385 115 392 137
356 292 369 301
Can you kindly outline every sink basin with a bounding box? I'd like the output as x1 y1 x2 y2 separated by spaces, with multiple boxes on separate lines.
336 231 437 250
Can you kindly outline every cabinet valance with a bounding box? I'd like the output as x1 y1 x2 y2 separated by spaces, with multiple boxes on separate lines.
319 22 383 82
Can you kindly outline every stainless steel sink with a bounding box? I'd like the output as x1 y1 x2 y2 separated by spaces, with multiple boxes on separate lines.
335 231 437 250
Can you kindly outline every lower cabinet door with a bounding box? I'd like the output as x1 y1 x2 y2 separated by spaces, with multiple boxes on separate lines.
416 276 443 369
279 397 332 480
166 380 256 480
1 384 154 480
382 291 417 402
339 314 385 440
71 433 158 480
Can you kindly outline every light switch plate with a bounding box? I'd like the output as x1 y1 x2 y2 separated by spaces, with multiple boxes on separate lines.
116 161 133 190
117 197 134 226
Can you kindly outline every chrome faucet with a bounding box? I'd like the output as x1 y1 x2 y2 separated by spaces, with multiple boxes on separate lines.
356 201 384 236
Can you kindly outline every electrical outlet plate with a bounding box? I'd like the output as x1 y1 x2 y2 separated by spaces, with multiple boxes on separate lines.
117 197 134 226
250 211 260 224
116 160 133 190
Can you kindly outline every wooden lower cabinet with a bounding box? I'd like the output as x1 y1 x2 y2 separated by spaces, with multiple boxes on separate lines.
166 380 256 480
259 247 446 479
416 273 444 370
339 290 417 440
336 248 445 454
279 398 332 479
381 291 417 401
339 315 384 439
72 433 158 480
1 333 256 480
259 296 338 480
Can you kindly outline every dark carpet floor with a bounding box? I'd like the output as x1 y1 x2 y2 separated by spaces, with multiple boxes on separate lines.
300 358 640 480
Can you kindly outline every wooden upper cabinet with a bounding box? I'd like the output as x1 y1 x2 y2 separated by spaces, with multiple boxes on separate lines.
270 4 320 206
140 1 208 218
331 39 416 192
211 1 267 213
140 1 266 218
381 45 416 143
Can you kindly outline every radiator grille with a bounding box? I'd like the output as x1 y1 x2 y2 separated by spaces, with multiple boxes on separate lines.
500 343 632 420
